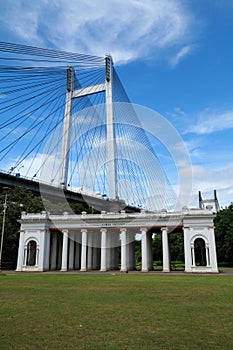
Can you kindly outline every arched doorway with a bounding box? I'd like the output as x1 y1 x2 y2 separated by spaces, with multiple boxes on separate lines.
26 240 37 266
194 238 207 266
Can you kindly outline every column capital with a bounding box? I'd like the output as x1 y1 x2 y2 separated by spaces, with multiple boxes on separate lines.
140 227 147 233
81 228 87 233
161 226 168 232
120 227 127 233
62 229 69 234
100 228 107 233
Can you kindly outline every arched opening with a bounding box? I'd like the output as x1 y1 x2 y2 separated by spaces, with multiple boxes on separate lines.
26 240 37 266
194 238 206 266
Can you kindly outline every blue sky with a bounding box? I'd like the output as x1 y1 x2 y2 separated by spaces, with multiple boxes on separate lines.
0 0 232 207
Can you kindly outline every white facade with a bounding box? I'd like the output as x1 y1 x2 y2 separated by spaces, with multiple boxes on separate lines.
16 208 219 273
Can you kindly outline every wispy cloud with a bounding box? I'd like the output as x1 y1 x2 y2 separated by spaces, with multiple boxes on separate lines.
191 165 233 207
186 108 233 134
170 45 193 67
0 0 195 64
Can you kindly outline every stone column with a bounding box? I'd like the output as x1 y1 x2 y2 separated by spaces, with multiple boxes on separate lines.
80 229 87 271
16 231 25 271
206 244 210 267
141 228 148 272
100 228 107 271
161 227 170 272
191 243 195 266
183 226 192 272
120 228 127 272
61 230 68 271
208 226 218 272
68 233 74 270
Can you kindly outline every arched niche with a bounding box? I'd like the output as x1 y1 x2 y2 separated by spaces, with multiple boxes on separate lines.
26 240 37 266
194 237 207 267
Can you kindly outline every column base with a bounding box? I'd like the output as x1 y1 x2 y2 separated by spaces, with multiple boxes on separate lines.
185 268 192 273
120 269 128 273
80 268 87 272
60 268 68 272
141 268 149 272
163 269 170 273
100 268 107 272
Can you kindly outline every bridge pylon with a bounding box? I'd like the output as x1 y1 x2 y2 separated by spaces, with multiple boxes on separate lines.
60 56 116 200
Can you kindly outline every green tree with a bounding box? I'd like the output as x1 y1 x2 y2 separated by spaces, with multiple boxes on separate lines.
0 187 97 268
214 204 233 264
0 187 45 268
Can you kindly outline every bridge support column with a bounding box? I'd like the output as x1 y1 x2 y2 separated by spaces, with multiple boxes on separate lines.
162 227 170 272
100 228 107 271
61 230 68 271
80 229 87 271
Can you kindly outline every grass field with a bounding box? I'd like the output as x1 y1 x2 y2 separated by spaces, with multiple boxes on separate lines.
0 273 233 350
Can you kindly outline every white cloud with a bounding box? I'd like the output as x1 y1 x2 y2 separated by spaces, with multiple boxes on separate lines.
191 165 233 207
0 0 194 64
170 45 193 67
186 109 233 134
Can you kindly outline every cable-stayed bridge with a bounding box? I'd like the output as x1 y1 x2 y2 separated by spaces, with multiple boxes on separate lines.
0 42 177 212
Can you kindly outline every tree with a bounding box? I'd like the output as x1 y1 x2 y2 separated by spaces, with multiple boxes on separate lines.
214 204 233 264
0 187 44 268
0 187 92 268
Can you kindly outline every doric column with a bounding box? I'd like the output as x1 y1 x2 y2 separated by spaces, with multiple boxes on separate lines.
206 244 210 267
191 243 195 266
100 228 107 271
23 244 27 266
120 228 127 272
80 229 87 271
16 231 25 271
161 227 170 272
183 226 192 272
208 226 219 272
36 242 39 267
61 230 69 271
68 233 74 270
141 228 148 272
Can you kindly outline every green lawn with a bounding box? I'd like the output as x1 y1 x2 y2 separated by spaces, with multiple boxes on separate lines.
0 273 233 350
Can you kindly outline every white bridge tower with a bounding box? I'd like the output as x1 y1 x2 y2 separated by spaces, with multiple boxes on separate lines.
60 55 116 199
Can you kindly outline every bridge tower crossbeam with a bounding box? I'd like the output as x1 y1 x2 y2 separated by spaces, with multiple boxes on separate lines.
60 55 116 199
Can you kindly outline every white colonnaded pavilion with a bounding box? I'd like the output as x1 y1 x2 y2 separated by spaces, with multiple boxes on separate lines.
16 207 218 273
